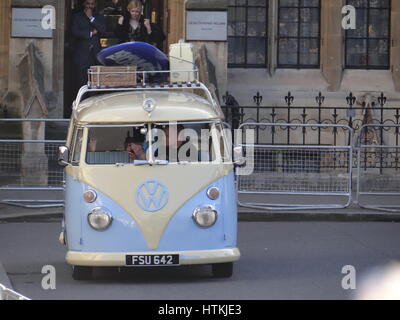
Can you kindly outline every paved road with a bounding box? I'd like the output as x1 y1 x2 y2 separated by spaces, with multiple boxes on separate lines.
0 220 400 300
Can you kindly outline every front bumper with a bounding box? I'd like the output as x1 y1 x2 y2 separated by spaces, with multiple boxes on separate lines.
66 248 240 266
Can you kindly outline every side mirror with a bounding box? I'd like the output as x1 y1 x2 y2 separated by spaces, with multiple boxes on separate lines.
58 146 70 167
233 146 246 166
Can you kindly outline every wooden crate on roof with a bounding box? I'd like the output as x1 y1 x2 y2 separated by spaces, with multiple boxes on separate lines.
88 66 137 88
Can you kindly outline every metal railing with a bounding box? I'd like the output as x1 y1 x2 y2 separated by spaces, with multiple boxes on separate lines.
0 119 68 208
236 123 353 210
356 124 400 212
1 101 400 212
224 91 400 212
222 91 400 150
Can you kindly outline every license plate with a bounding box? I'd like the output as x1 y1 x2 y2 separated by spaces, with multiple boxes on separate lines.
126 254 179 266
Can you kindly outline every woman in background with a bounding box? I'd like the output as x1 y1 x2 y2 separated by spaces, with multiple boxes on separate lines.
116 0 165 45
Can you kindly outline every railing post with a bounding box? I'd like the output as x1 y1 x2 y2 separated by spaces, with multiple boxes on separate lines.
315 92 325 145
332 108 338 169
285 92 294 145
346 92 356 148
346 92 356 129
378 92 387 144
223 91 241 130
271 106 276 145
378 93 387 174
253 91 263 144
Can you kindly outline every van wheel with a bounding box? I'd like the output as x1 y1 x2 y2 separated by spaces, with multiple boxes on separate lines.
212 262 233 278
72 266 93 280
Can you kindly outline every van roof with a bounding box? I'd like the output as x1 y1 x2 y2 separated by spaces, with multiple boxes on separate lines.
74 90 222 123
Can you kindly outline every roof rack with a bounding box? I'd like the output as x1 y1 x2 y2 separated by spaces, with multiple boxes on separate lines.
87 67 200 88
73 68 222 117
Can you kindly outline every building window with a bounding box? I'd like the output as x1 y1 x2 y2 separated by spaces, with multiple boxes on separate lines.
345 0 391 69
228 0 268 68
277 0 321 68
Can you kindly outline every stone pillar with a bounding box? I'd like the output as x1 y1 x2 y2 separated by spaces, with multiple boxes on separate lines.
185 0 228 102
6 0 64 118
267 0 278 76
391 0 400 91
52 0 65 118
167 0 186 47
18 43 49 187
0 0 10 96
320 0 344 91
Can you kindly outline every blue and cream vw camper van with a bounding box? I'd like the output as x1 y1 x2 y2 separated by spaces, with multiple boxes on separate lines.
58 67 240 280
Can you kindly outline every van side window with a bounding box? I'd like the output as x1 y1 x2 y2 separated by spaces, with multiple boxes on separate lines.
71 128 83 165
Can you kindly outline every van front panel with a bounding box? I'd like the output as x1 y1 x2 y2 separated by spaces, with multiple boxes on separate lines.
65 164 235 252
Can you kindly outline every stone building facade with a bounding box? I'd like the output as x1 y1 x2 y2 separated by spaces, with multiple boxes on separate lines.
2 0 400 118
0 0 212 118
228 0 400 107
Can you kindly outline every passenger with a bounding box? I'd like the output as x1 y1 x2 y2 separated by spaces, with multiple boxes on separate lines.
124 132 146 161
116 0 165 46
87 136 97 152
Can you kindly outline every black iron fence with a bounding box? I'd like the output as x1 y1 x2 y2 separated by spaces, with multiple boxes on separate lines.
222 91 400 144
222 91 400 172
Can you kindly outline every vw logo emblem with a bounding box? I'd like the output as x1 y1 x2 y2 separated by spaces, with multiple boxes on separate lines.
136 180 169 212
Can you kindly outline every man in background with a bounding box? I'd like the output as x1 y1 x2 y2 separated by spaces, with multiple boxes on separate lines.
70 0 106 89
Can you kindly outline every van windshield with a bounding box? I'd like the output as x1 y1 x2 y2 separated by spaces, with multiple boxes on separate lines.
85 122 231 165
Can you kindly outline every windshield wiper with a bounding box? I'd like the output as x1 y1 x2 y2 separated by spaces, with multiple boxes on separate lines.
133 160 169 165
115 159 171 166
153 160 169 165
134 160 151 166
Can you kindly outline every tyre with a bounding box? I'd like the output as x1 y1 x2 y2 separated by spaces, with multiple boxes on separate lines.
72 266 93 280
212 262 233 278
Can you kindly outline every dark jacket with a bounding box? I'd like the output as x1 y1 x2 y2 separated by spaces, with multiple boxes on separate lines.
70 10 106 67
116 15 165 45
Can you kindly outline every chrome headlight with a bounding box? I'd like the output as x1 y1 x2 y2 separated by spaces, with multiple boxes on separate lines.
192 205 218 228
87 207 113 231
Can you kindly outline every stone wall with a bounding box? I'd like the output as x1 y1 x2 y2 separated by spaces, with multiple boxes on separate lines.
185 0 228 102
1 0 65 118
228 0 400 109
167 0 186 47
0 0 10 97
392 0 400 91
